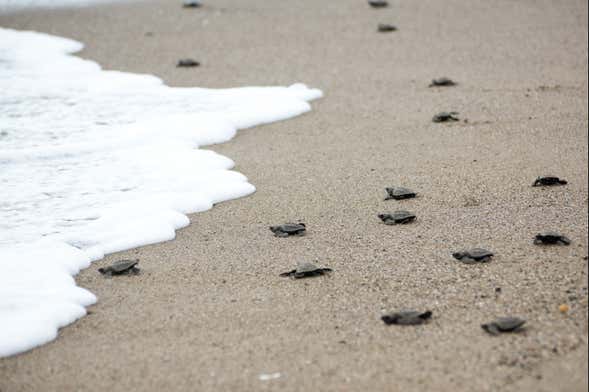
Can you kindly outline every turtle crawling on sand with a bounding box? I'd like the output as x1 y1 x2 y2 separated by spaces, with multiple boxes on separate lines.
378 211 416 225
177 59 200 67
429 77 457 87
377 24 398 32
385 187 416 200
98 259 140 276
182 0 202 7
270 223 306 237
382 310 432 325
481 317 526 335
532 176 567 187
534 231 571 245
368 0 388 8
432 112 460 123
452 248 494 264
280 262 332 279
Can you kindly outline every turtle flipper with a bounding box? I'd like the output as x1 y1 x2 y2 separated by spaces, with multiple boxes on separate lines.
279 270 296 278
481 323 500 336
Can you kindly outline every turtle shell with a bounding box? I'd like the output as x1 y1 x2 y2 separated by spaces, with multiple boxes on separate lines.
482 317 526 335
385 187 416 200
382 310 432 325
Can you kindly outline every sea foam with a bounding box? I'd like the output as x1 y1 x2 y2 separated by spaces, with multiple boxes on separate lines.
0 0 123 12
0 27 322 357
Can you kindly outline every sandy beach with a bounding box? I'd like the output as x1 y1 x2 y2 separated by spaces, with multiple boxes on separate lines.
1 0 588 391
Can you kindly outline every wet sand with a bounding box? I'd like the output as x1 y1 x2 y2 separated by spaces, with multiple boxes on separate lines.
1 0 588 391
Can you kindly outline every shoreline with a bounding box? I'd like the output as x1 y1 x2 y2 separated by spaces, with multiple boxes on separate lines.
1 0 588 391
0 25 322 357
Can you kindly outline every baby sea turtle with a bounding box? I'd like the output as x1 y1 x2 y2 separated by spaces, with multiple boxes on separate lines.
98 259 140 276
452 248 493 264
381 310 432 325
377 24 398 32
429 77 456 87
378 211 416 225
269 223 306 237
534 231 571 245
368 0 388 8
532 176 567 187
177 59 200 67
182 0 202 7
481 317 526 335
432 112 460 123
279 262 332 279
385 186 416 200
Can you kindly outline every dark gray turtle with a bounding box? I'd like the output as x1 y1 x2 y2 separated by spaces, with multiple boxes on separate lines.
385 186 416 200
481 317 526 335
429 77 457 87
534 231 571 245
378 211 416 225
98 259 140 276
280 262 332 279
382 310 432 325
377 24 398 32
532 176 567 187
177 59 200 67
368 0 388 8
432 112 460 123
183 0 202 7
452 248 494 264
269 223 306 237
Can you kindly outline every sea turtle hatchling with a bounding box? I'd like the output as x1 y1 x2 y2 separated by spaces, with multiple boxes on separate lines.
429 77 457 87
385 186 417 200
182 0 202 7
98 259 140 276
269 223 306 237
177 58 200 67
378 211 416 225
381 310 433 325
532 176 567 187
368 0 388 8
452 248 494 264
534 231 571 245
279 262 332 279
377 24 398 32
481 317 526 335
432 112 460 123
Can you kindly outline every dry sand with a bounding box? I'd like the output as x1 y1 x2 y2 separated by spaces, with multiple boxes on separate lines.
1 0 588 391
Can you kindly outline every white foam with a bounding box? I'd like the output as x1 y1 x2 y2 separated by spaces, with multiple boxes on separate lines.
0 0 128 13
0 27 322 357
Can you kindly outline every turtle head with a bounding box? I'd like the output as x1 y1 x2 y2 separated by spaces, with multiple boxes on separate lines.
420 311 433 320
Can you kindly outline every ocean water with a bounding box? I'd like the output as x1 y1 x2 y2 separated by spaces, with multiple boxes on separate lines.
0 27 322 357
